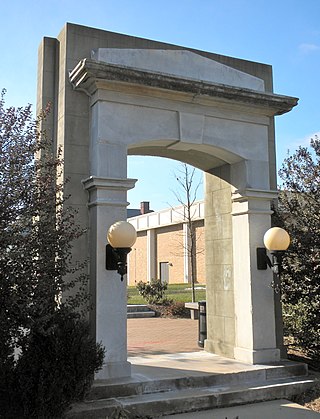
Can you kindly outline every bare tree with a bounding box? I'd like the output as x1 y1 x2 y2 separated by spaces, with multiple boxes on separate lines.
171 163 203 302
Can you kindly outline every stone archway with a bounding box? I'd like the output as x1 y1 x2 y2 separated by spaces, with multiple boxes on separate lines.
37 23 297 379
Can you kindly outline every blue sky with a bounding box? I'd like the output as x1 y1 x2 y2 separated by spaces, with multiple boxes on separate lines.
1 0 319 210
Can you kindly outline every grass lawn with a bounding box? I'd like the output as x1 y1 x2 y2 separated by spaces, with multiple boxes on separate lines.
127 283 206 305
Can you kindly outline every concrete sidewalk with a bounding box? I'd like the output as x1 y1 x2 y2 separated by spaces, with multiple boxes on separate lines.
127 317 319 418
163 399 320 418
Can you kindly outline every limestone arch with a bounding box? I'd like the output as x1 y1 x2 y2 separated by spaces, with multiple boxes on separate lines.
37 23 298 379
128 140 242 172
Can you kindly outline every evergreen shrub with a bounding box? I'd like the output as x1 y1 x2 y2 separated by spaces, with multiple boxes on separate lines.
136 279 169 304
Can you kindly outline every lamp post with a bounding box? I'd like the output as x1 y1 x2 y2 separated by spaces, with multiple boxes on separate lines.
106 221 137 281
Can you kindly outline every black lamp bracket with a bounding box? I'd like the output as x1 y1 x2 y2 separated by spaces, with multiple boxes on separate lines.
257 248 270 270
106 244 132 281
256 248 285 274
257 248 285 293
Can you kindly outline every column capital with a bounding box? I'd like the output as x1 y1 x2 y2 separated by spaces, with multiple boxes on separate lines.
82 176 137 191
232 188 278 202
231 188 278 217
82 176 137 208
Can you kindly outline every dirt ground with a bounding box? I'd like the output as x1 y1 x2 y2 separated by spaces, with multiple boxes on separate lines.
287 349 320 413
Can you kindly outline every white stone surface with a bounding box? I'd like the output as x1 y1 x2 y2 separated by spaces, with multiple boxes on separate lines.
88 81 281 368
231 188 280 364
92 100 270 173
91 48 265 91
93 61 279 363
38 24 298 378
83 47 293 369
83 175 136 379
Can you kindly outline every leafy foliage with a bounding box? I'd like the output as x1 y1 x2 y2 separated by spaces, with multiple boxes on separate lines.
276 136 320 362
136 279 170 304
9 308 104 418
0 91 104 417
149 301 190 318
134 282 192 317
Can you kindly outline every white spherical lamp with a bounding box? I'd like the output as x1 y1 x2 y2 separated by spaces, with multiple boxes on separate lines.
107 221 137 249
263 227 290 251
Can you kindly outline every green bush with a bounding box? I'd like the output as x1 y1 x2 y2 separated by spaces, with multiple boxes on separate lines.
136 279 169 305
151 301 190 318
0 93 105 417
1 308 104 418
276 137 320 363
283 300 320 363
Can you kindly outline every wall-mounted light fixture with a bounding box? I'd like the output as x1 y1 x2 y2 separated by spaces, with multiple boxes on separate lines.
106 221 137 281
257 227 290 278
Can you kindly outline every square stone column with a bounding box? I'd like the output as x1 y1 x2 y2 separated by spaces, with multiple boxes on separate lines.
83 176 136 379
232 188 280 364
204 168 235 359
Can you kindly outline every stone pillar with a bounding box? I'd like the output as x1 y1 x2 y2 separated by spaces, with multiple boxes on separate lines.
82 100 139 379
205 165 280 364
83 176 136 379
204 166 235 358
231 188 280 364
147 229 156 282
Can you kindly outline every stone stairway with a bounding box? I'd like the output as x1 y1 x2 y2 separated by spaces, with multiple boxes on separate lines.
127 304 156 318
67 360 315 418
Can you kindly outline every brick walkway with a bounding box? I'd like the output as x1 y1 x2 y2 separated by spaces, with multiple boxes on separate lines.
127 317 201 357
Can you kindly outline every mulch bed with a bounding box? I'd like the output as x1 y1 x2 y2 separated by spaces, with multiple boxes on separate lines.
286 347 320 413
147 302 190 318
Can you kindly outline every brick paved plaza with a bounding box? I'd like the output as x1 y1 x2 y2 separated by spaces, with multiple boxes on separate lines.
127 317 200 357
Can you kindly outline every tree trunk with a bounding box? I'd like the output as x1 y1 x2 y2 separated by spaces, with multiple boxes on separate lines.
190 226 197 302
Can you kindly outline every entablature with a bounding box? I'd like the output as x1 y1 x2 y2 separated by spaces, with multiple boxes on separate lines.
69 58 298 117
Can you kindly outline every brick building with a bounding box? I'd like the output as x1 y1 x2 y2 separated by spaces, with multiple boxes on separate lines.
127 201 205 285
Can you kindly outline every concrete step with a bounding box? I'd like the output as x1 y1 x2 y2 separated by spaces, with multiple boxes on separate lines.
127 304 156 318
89 362 309 400
67 363 315 418
67 377 315 418
127 304 154 313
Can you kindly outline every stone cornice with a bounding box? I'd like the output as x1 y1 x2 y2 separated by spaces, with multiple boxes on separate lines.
82 176 137 208
231 188 278 216
82 176 137 191
69 58 298 116
232 188 278 202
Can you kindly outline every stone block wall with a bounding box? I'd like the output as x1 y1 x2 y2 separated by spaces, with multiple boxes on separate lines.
204 165 235 358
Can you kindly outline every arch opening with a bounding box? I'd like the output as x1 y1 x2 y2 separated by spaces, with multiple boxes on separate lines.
128 139 243 173
126 155 206 356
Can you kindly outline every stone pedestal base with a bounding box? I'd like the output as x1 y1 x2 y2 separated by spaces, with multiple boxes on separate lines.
95 361 131 380
234 347 280 364
204 339 235 360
